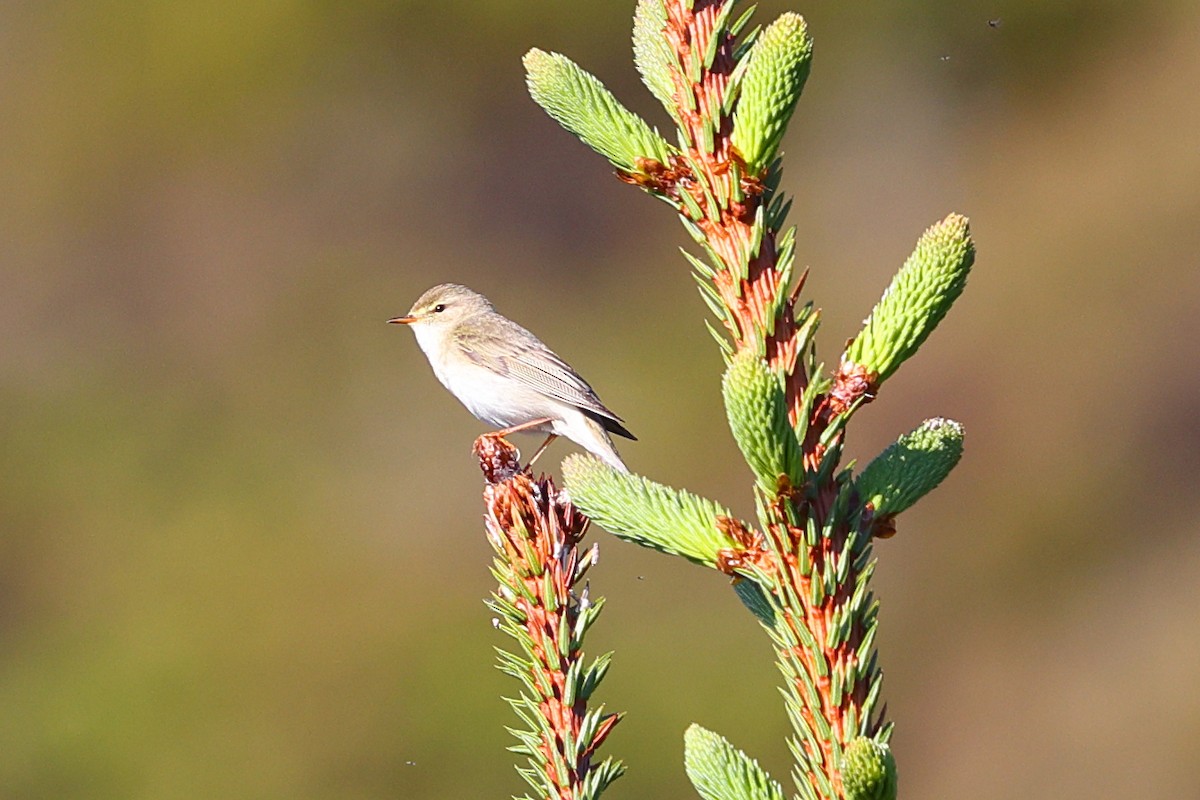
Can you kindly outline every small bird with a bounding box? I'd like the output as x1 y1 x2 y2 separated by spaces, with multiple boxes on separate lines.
389 283 635 472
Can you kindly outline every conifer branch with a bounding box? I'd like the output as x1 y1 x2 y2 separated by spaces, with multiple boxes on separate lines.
476 436 624 799
522 3 976 798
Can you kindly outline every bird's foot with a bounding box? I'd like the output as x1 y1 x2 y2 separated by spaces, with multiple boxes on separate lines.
474 419 557 479
474 429 559 480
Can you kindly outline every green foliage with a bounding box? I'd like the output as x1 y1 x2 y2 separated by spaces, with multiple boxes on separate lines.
844 214 975 384
722 350 804 493
744 548 883 800
481 456 625 799
526 5 977 799
561 454 739 568
500 690 625 800
632 0 678 119
855 418 964 519
840 738 897 800
579 758 628 800
524 48 675 171
732 576 777 626
730 13 814 174
683 724 786 800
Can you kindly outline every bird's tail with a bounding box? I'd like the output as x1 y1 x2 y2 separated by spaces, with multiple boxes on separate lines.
576 415 630 473
596 444 629 473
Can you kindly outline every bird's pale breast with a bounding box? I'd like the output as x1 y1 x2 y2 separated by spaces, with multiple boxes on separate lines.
413 322 560 430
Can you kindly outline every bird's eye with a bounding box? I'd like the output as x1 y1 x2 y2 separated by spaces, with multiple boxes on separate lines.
433 304 446 313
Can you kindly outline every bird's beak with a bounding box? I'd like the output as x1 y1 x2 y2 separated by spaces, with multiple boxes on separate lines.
387 315 417 325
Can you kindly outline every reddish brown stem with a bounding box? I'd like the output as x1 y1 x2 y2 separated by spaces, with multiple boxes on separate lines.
659 0 810 421
649 5 880 796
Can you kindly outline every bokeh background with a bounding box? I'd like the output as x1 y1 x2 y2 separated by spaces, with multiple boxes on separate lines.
3 1 1198 797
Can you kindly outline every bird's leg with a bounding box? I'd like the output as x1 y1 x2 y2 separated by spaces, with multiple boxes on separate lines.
487 417 555 439
524 434 558 470
477 418 557 472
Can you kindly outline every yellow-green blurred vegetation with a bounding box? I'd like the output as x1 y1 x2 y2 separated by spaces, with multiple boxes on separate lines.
2 1 1198 797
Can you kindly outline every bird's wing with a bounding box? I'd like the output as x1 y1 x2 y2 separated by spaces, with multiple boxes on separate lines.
454 319 628 426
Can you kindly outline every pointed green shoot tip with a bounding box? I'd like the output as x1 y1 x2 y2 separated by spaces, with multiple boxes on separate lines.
730 13 813 174
841 737 897 800
523 48 673 171
844 213 975 385
561 455 738 567
722 350 804 494
632 0 678 119
684 724 787 800
855 417 964 521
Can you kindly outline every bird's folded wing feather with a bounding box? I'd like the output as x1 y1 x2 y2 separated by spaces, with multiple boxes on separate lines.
455 322 626 423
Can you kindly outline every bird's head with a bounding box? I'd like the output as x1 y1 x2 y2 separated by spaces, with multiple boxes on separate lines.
388 283 494 332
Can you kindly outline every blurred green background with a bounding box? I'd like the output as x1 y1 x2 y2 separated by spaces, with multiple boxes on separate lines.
3 1 1198 797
